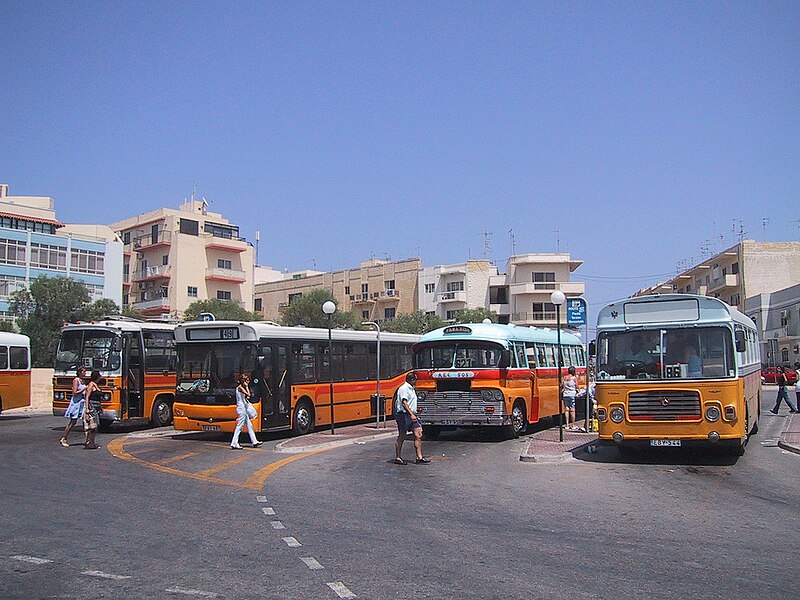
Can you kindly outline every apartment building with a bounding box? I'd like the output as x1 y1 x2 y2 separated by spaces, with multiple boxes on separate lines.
746 282 800 367
634 241 800 312
490 253 585 327
254 258 421 323
418 260 499 321
0 184 123 320
110 199 254 319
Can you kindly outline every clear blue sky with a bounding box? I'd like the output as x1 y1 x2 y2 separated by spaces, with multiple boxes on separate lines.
2 1 798 319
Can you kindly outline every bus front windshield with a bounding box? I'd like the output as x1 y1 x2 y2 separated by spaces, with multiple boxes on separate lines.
414 342 505 369
55 330 121 373
596 326 735 380
177 342 257 395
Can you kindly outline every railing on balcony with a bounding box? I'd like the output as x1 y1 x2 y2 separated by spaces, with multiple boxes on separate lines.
436 290 467 303
133 230 172 251
509 281 584 296
132 297 171 311
349 293 374 304
203 232 248 252
132 265 171 282
205 267 247 282
512 311 557 323
708 274 738 293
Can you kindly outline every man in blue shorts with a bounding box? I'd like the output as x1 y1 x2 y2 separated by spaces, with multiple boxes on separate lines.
394 372 431 465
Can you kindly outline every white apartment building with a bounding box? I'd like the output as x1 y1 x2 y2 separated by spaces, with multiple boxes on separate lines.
111 199 254 319
746 282 800 367
418 260 499 321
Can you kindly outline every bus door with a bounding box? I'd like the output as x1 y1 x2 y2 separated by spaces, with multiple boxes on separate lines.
123 333 143 418
254 343 291 429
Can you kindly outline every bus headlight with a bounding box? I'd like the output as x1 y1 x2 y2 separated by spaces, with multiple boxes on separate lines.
54 391 65 401
610 407 625 423
493 390 503 401
482 390 493 401
417 391 427 402
705 406 721 422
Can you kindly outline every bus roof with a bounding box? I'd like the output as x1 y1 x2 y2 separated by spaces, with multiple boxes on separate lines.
416 322 583 347
0 331 30 347
174 320 419 344
596 294 755 330
60 320 177 334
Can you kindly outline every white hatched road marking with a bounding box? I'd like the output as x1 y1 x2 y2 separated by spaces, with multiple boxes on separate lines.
10 555 52 565
327 581 357 598
270 521 286 530
166 586 219 597
256 495 268 502
282 537 302 548
300 556 324 570
82 570 132 580
261 507 276 515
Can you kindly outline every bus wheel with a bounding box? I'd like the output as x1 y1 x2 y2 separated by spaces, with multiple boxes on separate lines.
151 397 173 428
509 401 527 438
292 400 314 436
423 425 441 441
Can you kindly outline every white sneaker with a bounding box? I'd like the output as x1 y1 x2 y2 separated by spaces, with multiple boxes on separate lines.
230 445 243 450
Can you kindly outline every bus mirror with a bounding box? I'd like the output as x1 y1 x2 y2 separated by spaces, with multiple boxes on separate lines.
498 350 511 369
588 340 596 356
735 331 745 353
114 337 124 352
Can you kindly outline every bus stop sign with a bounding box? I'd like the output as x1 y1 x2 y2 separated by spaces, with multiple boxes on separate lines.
566 298 587 326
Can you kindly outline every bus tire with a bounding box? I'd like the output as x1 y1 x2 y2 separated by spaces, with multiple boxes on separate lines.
423 425 441 440
509 400 527 438
151 396 173 428
292 399 314 436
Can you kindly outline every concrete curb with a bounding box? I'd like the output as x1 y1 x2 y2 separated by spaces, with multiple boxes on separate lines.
275 430 396 454
519 436 598 463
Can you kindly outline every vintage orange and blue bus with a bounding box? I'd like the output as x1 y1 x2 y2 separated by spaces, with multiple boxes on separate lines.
0 332 31 414
52 318 177 429
172 321 418 435
413 323 586 438
594 294 761 455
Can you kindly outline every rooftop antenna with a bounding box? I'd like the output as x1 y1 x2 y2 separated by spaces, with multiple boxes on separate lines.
761 217 771 241
483 230 492 260
793 219 800 240
255 230 260 267
508 229 515 256
554 229 560 252
191 182 197 202
700 240 713 260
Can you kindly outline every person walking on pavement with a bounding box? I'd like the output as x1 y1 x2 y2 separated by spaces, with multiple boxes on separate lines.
561 366 578 430
60 366 87 447
230 372 262 449
770 366 799 414
394 372 430 465
83 370 103 449
794 363 800 412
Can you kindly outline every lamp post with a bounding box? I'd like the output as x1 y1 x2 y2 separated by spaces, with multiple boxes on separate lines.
322 300 336 435
551 290 566 442
362 321 382 428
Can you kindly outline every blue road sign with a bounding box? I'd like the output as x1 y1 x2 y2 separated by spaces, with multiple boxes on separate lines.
566 298 587 326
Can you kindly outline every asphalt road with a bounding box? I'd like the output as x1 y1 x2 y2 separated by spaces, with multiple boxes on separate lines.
1 407 798 599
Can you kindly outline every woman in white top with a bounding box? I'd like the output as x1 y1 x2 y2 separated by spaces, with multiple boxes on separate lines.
230 373 262 449
60 366 87 447
562 366 578 430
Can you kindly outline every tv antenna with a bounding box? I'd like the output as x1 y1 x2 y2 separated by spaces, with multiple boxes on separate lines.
483 231 492 260
762 217 771 241
508 229 515 256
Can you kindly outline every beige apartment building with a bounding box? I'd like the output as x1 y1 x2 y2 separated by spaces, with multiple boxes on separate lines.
254 258 421 322
634 241 800 312
111 199 254 319
418 260 499 321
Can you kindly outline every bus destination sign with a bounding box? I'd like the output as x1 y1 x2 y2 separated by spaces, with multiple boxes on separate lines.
187 327 240 341
443 326 472 335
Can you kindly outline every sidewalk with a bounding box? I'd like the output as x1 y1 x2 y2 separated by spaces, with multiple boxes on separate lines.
777 412 800 455
519 425 597 463
275 421 397 454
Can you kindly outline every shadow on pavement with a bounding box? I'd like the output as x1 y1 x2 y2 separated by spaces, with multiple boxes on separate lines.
572 442 741 467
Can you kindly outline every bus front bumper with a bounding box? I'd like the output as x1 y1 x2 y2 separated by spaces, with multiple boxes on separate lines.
420 414 512 427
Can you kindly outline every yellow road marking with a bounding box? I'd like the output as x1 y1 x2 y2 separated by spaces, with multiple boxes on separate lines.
107 437 328 490
195 454 252 476
159 451 199 465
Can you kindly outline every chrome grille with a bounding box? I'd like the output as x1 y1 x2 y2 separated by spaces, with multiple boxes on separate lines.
628 391 701 419
419 391 499 417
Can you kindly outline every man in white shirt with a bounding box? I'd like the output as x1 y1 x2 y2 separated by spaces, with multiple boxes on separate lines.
394 372 431 465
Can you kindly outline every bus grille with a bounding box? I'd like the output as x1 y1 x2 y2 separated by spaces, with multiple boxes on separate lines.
420 391 495 416
628 391 701 420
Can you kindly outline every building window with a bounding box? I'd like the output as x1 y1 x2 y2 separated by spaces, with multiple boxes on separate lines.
254 298 262 312
122 231 131 244
217 259 232 270
30 243 67 270
446 309 458 320
162 254 168 266
385 280 395 290
344 286 350 295
731 262 739 275
288 293 302 304
217 290 232 301
179 219 199 236
361 283 368 294
424 283 435 294
71 249 104 274
0 276 26 299
446 281 464 292
362 310 369 319
730 294 740 306
204 222 238 239
187 286 198 297
532 302 557 321
532 272 556 289
0 216 56 234
384 307 396 320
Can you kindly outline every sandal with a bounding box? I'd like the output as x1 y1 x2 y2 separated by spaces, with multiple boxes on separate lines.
394 457 407 465
415 457 432 464
59 438 69 448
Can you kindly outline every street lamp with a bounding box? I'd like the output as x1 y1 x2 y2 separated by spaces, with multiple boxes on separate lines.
322 300 336 435
551 290 566 442
362 321 382 428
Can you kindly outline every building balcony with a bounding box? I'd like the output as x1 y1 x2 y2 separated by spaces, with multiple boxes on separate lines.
205 267 247 283
489 303 511 317
132 297 171 313
512 311 557 327
133 230 172 252
436 290 467 303
708 274 738 293
349 293 375 305
204 233 249 253
509 281 584 297
373 289 400 302
132 265 172 282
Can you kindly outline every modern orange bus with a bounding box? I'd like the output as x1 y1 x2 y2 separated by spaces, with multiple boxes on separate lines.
173 321 419 435
413 323 586 438
0 332 31 414
52 318 177 430
594 294 761 455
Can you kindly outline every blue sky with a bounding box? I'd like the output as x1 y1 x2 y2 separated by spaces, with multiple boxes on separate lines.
2 1 798 319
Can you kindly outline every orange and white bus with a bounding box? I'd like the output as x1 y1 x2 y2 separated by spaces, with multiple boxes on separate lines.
594 294 761 455
413 323 586 438
52 318 177 429
0 332 31 414
172 321 418 435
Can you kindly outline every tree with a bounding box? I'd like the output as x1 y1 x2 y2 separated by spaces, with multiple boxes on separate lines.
9 276 93 367
454 308 498 324
280 289 358 329
75 298 121 321
382 311 446 335
183 299 260 322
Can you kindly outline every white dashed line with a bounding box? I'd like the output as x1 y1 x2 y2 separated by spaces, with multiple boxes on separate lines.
261 507 276 515
282 537 302 547
327 581 357 598
300 556 324 570
10 555 52 565
165 586 219 597
256 496 268 503
270 521 286 530
82 570 132 580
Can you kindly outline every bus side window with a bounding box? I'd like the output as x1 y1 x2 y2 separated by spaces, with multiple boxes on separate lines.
514 342 526 368
10 346 28 370
0 346 7 370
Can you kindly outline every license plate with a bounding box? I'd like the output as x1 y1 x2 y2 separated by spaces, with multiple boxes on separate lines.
203 425 221 431
440 420 461 425
650 439 681 447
